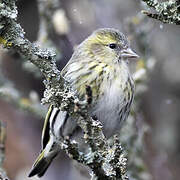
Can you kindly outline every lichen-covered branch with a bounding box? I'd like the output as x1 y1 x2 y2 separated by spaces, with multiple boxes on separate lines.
0 0 128 179
141 0 180 25
0 0 63 107
57 86 128 179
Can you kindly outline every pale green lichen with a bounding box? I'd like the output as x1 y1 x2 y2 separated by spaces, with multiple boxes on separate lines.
0 0 17 34
142 0 180 25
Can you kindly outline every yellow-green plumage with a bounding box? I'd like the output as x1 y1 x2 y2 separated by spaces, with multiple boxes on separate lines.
29 28 139 178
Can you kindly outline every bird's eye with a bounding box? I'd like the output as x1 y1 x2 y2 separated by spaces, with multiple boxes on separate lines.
109 43 117 49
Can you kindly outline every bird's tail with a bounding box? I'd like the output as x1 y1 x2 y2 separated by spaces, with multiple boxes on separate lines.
28 148 57 178
28 137 59 178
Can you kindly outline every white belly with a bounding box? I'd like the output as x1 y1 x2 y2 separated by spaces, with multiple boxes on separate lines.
90 81 130 138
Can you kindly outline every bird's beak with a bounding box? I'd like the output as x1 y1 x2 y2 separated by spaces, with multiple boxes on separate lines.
121 48 139 59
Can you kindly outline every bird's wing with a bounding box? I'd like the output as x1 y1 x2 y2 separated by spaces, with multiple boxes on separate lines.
60 46 85 77
41 105 53 149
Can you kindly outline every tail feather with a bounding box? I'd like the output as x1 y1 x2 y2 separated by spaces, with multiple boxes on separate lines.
37 161 51 178
28 150 56 178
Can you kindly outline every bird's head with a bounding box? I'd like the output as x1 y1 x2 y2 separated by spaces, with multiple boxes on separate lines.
83 28 139 64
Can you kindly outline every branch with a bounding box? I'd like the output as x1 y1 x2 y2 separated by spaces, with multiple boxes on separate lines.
59 86 128 179
141 0 180 25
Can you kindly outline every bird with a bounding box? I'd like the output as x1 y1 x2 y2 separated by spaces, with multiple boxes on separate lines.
28 28 139 178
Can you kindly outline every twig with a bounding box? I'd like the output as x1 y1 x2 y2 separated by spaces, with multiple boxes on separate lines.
142 0 180 25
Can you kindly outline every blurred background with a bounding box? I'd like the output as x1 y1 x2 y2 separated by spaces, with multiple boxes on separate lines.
0 0 180 180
